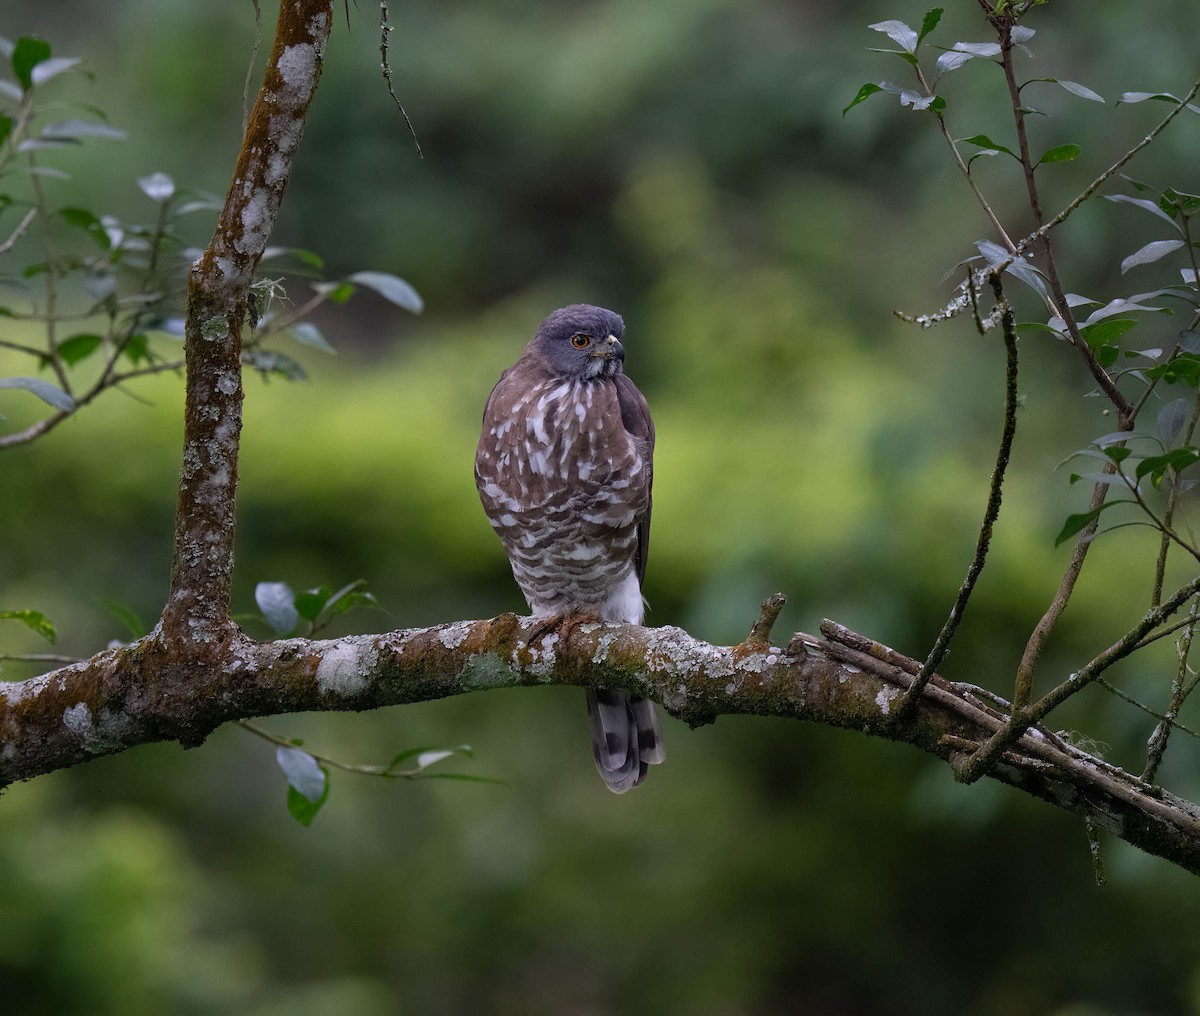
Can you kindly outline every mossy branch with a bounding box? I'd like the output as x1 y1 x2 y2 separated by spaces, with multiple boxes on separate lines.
5 614 1200 876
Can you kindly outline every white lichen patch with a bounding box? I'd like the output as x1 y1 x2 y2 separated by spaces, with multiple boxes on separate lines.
591 630 618 664
524 633 558 677
63 702 93 738
739 652 770 674
461 653 509 688
644 626 698 677
277 43 317 101
0 671 52 706
661 681 689 712
438 621 474 650
238 188 271 254
316 639 373 696
875 685 901 716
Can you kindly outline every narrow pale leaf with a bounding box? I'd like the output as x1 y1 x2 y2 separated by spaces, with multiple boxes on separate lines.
344 271 423 313
1120 239 1186 274
0 376 75 412
288 321 336 354
30 56 80 86
41 119 127 141
916 8 943 47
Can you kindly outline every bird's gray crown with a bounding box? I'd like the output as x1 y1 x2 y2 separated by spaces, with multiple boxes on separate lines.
527 304 627 381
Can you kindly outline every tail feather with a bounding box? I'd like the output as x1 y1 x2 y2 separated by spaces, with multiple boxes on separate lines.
586 687 666 794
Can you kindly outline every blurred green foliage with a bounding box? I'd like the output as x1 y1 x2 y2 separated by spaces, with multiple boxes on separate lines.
4 0 1200 1013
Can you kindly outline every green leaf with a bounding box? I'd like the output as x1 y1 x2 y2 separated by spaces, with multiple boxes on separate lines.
0 376 75 413
1120 239 1186 274
0 608 56 643
1135 448 1200 487
322 579 378 621
56 333 103 366
121 334 150 365
1146 353 1200 388
842 82 884 116
1162 187 1200 215
0 114 13 148
98 597 146 640
1037 143 1082 166
344 271 423 313
1054 500 1124 548
1079 318 1138 348
312 280 356 304
293 586 331 623
286 783 329 826
57 207 111 249
12 36 51 91
916 8 943 47
256 580 299 635
1096 345 1119 368
865 48 919 67
959 133 1018 159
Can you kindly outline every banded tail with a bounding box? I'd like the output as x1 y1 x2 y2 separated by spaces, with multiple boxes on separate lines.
586 687 666 793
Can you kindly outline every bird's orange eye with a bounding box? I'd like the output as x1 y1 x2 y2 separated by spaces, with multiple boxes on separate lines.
570 334 591 349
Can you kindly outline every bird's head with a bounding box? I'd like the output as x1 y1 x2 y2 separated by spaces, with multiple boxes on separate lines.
527 304 626 381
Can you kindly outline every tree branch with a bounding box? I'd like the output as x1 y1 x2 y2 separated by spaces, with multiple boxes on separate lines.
161 0 333 640
5 615 1200 875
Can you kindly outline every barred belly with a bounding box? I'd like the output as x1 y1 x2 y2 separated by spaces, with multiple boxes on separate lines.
476 377 648 622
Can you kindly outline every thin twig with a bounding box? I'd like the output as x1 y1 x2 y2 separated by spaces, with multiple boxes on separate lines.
379 0 422 157
1143 602 1200 783
893 276 1019 722
0 207 37 255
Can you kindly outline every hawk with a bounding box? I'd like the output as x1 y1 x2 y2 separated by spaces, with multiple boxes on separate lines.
475 304 665 792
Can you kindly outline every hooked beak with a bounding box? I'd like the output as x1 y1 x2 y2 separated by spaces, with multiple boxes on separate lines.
592 334 624 363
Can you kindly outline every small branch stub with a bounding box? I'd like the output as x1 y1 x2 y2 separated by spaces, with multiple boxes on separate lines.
746 593 787 645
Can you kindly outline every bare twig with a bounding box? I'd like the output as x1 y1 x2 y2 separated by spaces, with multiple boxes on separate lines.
1143 602 1200 783
893 276 1019 722
379 0 422 157
0 207 37 255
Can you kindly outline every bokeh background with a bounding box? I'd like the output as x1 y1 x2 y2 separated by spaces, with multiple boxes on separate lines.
4 1 1200 1012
